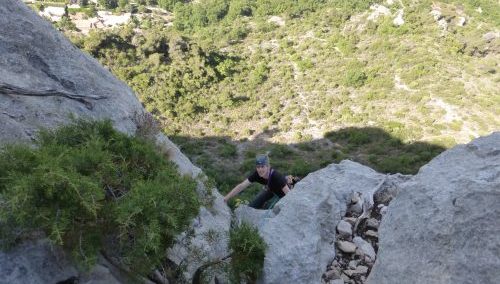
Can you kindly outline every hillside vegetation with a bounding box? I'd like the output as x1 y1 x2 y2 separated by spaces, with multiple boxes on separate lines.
61 0 499 202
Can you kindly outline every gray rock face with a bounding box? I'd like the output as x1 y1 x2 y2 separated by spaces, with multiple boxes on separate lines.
236 160 402 284
0 1 231 282
0 239 125 284
0 240 78 284
0 1 141 142
167 188 231 281
368 132 500 284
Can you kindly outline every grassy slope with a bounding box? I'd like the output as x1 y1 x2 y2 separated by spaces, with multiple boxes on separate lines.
62 0 499 202
181 0 499 145
167 0 499 199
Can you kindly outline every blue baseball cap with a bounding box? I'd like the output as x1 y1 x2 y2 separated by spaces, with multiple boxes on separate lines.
256 154 269 166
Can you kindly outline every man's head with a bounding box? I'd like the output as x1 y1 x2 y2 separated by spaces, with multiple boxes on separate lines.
255 154 270 177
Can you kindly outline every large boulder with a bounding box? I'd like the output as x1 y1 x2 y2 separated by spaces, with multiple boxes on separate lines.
368 132 500 284
0 240 78 284
0 1 230 282
0 2 140 143
0 239 125 284
236 160 408 283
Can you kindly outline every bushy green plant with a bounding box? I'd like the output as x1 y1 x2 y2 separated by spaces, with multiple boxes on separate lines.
332 0 376 13
342 60 367 88
0 120 199 273
174 0 230 31
99 0 118 9
157 0 183 11
54 16 78 32
250 63 270 85
227 0 254 19
229 223 267 283
84 5 98 18
329 34 357 54
219 142 238 158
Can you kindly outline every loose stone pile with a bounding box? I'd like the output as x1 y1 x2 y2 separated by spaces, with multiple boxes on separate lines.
322 191 390 284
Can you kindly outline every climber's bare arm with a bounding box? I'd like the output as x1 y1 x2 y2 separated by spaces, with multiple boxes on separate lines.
282 184 291 195
224 179 251 202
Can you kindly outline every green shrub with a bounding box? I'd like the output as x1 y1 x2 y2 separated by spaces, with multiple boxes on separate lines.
343 62 367 88
34 3 45 11
431 136 457 148
250 63 270 85
219 142 238 158
377 154 415 173
174 0 230 31
296 57 314 71
99 0 118 9
227 0 254 19
329 34 357 54
331 131 372 146
158 0 184 11
332 0 376 13
0 120 199 273
54 16 78 32
229 223 267 283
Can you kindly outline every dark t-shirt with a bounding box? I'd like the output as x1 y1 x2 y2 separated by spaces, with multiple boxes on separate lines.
247 168 287 197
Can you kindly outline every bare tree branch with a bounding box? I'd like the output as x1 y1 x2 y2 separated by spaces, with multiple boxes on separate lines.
0 82 107 110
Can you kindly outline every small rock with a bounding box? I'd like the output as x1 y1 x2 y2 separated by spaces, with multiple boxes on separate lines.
456 16 466 26
353 237 376 260
341 273 351 282
437 19 448 31
351 192 360 203
337 241 357 253
343 217 357 225
344 266 369 277
355 265 369 275
366 218 380 229
365 255 374 264
337 220 353 237
365 230 378 238
355 248 364 257
380 206 388 215
343 270 356 277
367 4 391 21
483 32 499 42
325 268 341 280
393 9 404 26
348 260 358 269
268 16 286 27
430 9 442 21
349 202 363 214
